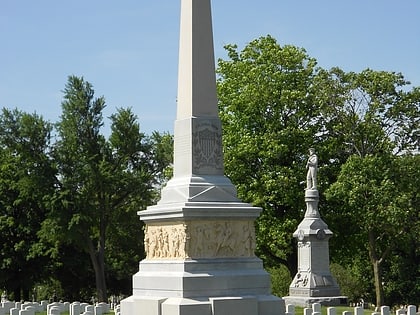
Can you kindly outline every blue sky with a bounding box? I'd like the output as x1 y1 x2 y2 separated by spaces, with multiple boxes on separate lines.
1 1 419 135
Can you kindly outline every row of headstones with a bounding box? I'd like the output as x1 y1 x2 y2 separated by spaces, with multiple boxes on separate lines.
0 301 111 315
285 303 419 315
1 301 48 315
56 301 110 315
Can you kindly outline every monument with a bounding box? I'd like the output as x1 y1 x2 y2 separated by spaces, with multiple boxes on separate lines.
283 149 347 306
120 0 285 314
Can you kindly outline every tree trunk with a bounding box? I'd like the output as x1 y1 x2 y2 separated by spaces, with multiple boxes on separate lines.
13 287 21 302
368 230 384 307
372 259 384 307
87 237 108 302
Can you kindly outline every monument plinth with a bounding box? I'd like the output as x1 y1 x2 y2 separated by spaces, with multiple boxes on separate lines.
120 0 284 314
283 149 347 307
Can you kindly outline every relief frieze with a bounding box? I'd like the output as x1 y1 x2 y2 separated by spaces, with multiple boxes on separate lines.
144 220 256 260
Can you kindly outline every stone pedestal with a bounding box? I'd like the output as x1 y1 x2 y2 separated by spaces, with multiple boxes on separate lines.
120 0 284 314
121 194 285 314
283 189 347 307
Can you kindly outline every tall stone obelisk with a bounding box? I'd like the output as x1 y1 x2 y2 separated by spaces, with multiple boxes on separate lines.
120 1 285 315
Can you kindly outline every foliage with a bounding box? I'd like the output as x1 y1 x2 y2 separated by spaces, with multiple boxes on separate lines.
266 264 292 298
0 76 173 301
330 263 368 303
217 35 320 273
217 35 420 306
326 153 419 306
0 108 56 300
35 76 172 301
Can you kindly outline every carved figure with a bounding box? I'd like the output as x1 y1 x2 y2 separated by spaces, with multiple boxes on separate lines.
242 222 256 256
215 222 235 255
145 221 256 259
306 148 318 190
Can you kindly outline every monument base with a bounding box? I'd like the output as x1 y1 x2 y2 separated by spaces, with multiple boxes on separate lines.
122 295 284 315
283 295 348 307
120 258 285 315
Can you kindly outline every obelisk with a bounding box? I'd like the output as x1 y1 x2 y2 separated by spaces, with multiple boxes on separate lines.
120 1 285 314
283 149 346 307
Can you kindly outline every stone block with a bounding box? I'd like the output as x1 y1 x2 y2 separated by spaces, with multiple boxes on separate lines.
3 303 14 313
407 305 416 315
49 307 61 315
210 297 257 315
84 306 94 314
80 304 89 311
161 298 211 315
40 301 48 311
327 307 337 315
304 307 312 315
97 303 109 314
121 296 166 315
70 302 81 315
381 306 390 315
63 303 70 313
23 306 36 315
286 304 295 315
354 306 363 315
312 303 321 313
47 303 63 314
258 295 285 315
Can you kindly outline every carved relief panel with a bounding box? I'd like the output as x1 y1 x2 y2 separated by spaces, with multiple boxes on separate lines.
192 119 223 174
144 220 256 260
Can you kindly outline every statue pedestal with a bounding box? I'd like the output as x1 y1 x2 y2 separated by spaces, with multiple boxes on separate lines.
121 199 285 315
283 189 347 307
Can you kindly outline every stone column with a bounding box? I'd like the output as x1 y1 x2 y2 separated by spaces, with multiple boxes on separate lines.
283 184 346 306
120 1 285 315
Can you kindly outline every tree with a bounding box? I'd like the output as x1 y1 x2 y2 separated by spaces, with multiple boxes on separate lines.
217 35 320 273
320 69 420 306
0 108 55 300
314 68 419 157
217 35 420 305
148 131 174 193
41 76 157 301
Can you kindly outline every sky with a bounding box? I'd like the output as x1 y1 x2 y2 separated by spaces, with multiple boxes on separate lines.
1 0 419 136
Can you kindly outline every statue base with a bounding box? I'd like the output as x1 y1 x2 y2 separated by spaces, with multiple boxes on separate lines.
121 258 285 315
283 295 348 307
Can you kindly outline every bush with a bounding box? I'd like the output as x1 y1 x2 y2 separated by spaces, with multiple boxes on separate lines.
330 262 368 303
266 265 292 297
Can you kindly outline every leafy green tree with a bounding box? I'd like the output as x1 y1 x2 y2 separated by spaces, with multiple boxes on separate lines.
217 35 420 306
314 68 419 157
0 108 55 300
41 76 158 301
148 131 174 193
320 69 420 306
217 35 320 273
